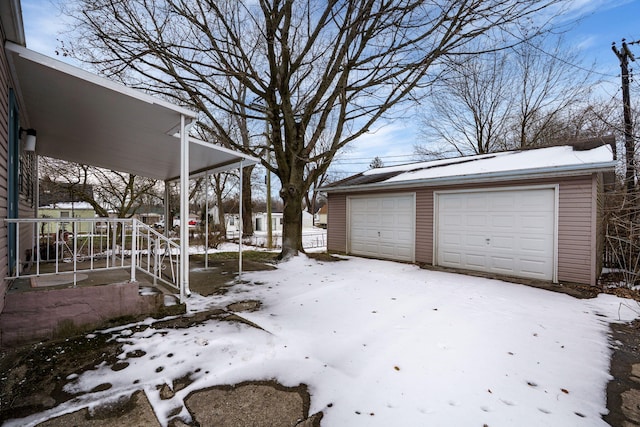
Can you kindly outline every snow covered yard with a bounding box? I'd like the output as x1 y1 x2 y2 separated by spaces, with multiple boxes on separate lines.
8 256 639 426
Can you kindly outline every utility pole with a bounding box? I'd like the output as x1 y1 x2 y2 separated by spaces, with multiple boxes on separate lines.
612 39 638 194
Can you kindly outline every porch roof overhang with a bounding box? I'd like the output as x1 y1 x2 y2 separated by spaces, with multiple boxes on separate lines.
5 41 259 180
5 41 259 301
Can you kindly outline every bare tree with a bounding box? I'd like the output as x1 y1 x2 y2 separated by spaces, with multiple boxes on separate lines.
39 157 160 218
419 49 514 156
212 172 235 234
417 33 595 156
63 0 565 258
509 35 595 148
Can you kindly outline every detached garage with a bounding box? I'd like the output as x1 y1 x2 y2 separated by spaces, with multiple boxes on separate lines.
323 140 616 286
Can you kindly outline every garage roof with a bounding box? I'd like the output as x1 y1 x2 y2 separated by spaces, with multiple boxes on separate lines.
323 140 617 192
5 41 258 181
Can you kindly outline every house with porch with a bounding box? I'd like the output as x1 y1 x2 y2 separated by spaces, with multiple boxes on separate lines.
0 2 258 347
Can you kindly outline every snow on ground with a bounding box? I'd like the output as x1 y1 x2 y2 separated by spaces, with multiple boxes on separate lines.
7 256 639 427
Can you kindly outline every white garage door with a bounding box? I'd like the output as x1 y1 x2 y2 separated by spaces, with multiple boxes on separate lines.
349 194 415 262
436 188 556 280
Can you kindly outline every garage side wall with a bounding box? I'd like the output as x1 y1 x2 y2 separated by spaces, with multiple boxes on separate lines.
557 174 597 285
327 173 599 285
415 190 433 263
327 193 347 253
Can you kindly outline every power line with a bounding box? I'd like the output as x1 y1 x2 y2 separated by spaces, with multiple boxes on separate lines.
333 154 417 161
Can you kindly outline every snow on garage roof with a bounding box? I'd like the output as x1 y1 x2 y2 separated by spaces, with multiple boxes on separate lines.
323 141 617 192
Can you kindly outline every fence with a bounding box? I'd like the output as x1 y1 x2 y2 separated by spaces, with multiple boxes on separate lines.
225 229 327 250
6 218 180 290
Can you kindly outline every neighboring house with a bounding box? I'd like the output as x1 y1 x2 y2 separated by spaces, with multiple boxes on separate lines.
254 211 314 232
138 212 162 227
209 209 314 233
39 201 97 234
39 178 94 207
322 139 617 286
315 205 328 228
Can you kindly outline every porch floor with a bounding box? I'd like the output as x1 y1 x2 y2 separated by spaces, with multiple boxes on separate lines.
7 263 157 294
7 256 277 296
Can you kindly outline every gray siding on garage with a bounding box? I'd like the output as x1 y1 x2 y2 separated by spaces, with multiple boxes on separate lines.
415 189 433 263
327 173 601 286
327 194 347 253
557 174 597 286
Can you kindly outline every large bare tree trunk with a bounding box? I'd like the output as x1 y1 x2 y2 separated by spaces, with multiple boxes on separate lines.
280 182 304 259
213 174 227 234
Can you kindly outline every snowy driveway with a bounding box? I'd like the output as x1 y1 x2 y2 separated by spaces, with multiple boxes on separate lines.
11 256 639 426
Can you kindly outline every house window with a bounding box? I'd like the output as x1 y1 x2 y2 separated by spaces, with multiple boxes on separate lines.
19 151 35 205
60 211 70 218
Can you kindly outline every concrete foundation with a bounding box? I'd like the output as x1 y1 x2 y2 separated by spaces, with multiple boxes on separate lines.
0 281 170 347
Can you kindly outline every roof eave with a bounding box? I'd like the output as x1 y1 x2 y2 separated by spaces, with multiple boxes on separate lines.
5 42 197 119
0 0 25 46
320 161 618 193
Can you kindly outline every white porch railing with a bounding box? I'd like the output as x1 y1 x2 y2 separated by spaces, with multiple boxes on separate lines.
6 218 180 291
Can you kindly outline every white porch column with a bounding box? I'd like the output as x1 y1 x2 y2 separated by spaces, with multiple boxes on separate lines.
238 160 243 280
179 114 191 302
130 219 137 282
164 180 171 237
205 170 209 269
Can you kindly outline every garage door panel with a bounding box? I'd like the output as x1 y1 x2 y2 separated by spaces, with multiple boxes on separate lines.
466 253 487 268
380 216 395 226
394 246 413 259
379 244 397 257
442 214 464 227
441 197 464 210
351 212 368 223
520 236 551 252
379 230 396 240
441 232 462 246
437 189 555 281
492 236 514 250
351 228 376 239
351 199 367 209
491 256 516 272
520 259 552 277
349 195 415 262
366 213 380 225
397 216 413 227
522 192 554 207
491 215 514 228
396 198 414 209
466 234 488 248
520 214 554 230
442 251 462 265
490 194 516 209
466 214 487 227
467 196 488 209
396 230 414 240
